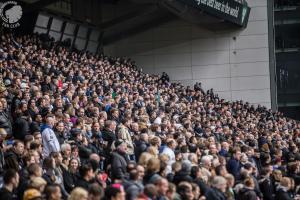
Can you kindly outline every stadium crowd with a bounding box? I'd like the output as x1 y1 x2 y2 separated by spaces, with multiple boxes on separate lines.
0 32 299 200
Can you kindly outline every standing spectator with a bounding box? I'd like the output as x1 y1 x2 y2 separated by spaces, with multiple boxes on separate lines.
155 178 169 200
68 187 88 200
5 140 24 171
135 133 149 161
161 139 176 174
88 183 104 200
44 184 62 200
227 147 242 178
160 72 169 84
0 101 11 137
102 120 117 157
54 121 68 145
76 164 94 190
125 169 144 200
41 115 60 157
177 182 194 200
104 184 126 200
111 140 128 181
0 169 19 200
259 166 275 200
276 177 294 200
205 176 227 200
118 118 135 161
0 128 7 182
12 111 31 140
237 177 258 200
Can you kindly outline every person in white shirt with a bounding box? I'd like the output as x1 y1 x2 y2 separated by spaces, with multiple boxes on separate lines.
41 115 60 157
161 138 177 174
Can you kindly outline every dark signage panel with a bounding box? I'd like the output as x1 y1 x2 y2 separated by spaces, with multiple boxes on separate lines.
180 0 251 27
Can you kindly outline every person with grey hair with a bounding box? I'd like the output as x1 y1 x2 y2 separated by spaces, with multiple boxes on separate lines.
205 176 227 200
60 143 71 158
41 115 60 157
111 139 128 181
200 155 213 182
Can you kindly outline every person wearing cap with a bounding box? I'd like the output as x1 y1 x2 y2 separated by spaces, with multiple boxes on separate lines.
111 139 128 181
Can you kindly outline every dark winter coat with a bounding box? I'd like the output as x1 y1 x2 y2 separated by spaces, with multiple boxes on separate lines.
111 151 128 180
205 187 227 200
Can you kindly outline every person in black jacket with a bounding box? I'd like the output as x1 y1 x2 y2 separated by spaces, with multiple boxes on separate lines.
125 169 144 200
54 121 69 145
63 158 79 193
191 166 208 196
4 140 24 171
12 111 31 140
276 177 294 200
205 176 227 200
173 161 193 185
160 72 170 84
259 166 275 200
102 120 117 168
237 177 258 200
75 164 95 190
111 140 128 181
0 169 19 200
134 133 149 160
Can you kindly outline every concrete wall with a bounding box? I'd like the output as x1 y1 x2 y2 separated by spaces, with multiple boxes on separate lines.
104 0 271 108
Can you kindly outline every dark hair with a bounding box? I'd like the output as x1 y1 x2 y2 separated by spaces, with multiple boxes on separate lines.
129 169 139 180
215 165 225 176
177 182 192 198
44 184 60 200
144 184 157 199
105 186 122 199
88 183 104 198
121 117 130 125
190 166 200 179
13 139 23 147
79 164 93 177
43 157 54 170
30 141 41 150
3 169 17 184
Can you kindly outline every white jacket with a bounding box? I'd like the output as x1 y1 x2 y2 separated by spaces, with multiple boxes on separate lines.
161 146 175 174
42 127 60 157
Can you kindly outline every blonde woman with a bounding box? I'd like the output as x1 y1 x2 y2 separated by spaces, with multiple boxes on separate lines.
138 152 153 168
143 157 161 184
68 187 88 200
147 146 159 157
29 177 47 193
